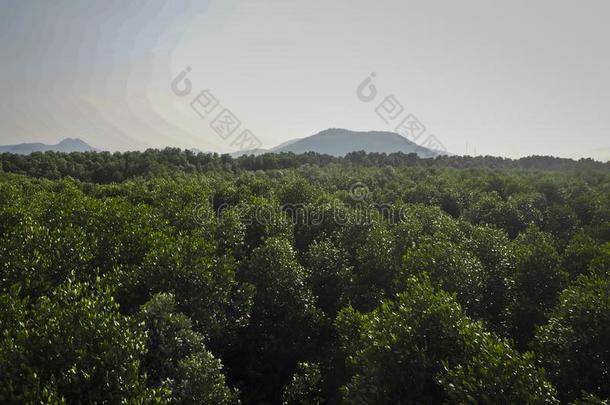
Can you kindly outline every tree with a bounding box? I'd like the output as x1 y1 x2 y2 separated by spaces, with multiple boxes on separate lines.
401 238 486 318
588 241 610 277
561 230 602 279
508 226 567 348
534 275 610 402
282 362 324 405
440 322 558 405
229 237 323 403
137 293 237 405
336 276 557 404
125 232 252 346
463 191 526 238
303 239 352 316
171 352 238 405
0 280 162 403
463 225 515 332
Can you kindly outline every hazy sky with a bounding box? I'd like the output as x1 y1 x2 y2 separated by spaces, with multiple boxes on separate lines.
0 0 608 159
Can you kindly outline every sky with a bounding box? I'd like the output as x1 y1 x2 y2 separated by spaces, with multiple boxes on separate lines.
0 0 608 160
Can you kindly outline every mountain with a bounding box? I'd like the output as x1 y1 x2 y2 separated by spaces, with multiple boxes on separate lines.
232 138 302 157
270 137 302 151
0 138 99 154
234 129 445 157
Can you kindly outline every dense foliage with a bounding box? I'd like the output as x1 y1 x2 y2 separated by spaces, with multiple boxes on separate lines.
0 150 609 404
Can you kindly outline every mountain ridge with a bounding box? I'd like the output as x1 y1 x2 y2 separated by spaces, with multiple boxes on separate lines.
0 129 447 157
233 128 445 157
0 138 99 154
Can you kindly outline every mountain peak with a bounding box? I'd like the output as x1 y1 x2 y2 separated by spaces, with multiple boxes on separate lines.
233 128 446 157
278 128 441 157
57 138 95 147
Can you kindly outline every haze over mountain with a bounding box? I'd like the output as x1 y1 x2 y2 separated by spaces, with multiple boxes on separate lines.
233 129 445 158
0 138 99 154
0 130 444 158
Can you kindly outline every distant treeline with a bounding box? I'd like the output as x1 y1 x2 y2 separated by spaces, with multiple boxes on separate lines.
1 148 607 183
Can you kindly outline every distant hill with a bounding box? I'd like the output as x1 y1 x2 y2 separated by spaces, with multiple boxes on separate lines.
231 138 301 157
190 148 214 155
233 129 445 157
0 138 99 154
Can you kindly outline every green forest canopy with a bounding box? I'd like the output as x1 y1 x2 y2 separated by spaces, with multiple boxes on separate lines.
0 150 609 404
